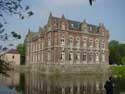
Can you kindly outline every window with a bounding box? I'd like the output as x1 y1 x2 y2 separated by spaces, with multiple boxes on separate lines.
42 42 44 49
76 37 80 48
69 36 73 47
61 39 65 46
95 40 99 48
60 52 65 61
48 51 51 61
76 54 78 60
12 55 14 59
48 34 51 46
69 53 71 61
89 53 93 62
83 37 87 47
102 32 104 36
89 39 93 48
48 39 51 46
71 23 74 28
100 40 105 49
76 53 80 61
89 26 92 31
96 53 99 62
69 52 73 61
62 24 65 30
39 43 40 49
102 54 105 62
61 35 65 46
83 53 86 61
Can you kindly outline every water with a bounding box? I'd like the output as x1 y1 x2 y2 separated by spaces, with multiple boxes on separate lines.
0 72 125 94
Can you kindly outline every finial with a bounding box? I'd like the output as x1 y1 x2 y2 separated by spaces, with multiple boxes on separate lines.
62 14 65 19
28 28 31 33
83 19 86 23
99 22 104 27
49 12 52 17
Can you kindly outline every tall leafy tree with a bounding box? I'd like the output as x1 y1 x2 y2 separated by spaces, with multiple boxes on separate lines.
109 40 120 65
109 40 125 65
0 0 33 42
16 44 25 65
0 0 33 75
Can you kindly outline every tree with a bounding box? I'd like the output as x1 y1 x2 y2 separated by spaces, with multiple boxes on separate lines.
0 0 33 42
16 44 25 65
109 40 125 65
109 40 121 65
0 0 33 75
0 60 11 76
119 44 125 65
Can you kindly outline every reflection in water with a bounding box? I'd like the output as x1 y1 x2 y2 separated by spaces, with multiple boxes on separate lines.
25 72 107 94
0 72 125 94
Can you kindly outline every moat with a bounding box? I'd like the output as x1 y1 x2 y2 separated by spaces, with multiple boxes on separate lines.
0 71 125 94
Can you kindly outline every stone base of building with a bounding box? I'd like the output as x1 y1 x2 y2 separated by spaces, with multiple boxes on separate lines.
26 63 110 74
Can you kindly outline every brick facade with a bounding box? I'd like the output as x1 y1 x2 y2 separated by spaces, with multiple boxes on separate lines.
25 13 109 65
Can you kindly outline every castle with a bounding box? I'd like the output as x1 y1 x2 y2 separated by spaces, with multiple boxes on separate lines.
25 13 109 66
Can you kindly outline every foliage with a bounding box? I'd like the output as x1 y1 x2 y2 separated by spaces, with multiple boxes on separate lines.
19 73 25 94
0 0 33 42
114 76 125 94
0 59 11 76
109 40 125 65
16 44 25 65
121 57 125 65
89 0 94 6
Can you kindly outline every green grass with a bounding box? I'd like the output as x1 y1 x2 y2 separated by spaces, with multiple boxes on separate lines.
111 65 125 76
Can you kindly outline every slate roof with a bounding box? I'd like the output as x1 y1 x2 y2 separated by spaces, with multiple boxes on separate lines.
7 49 19 54
0 49 19 56
52 16 98 31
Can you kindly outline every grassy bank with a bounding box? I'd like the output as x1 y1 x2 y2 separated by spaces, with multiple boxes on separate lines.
111 65 125 76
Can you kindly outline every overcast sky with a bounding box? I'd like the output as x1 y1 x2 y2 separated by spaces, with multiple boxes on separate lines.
1 0 125 48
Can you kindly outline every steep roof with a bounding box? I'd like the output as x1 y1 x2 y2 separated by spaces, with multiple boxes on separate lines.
0 49 19 56
51 15 98 31
7 49 19 54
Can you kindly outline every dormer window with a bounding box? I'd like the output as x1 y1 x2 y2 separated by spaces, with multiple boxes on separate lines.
61 23 65 30
71 23 74 28
89 26 92 31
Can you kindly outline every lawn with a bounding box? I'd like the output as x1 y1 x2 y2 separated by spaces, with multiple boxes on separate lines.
111 65 125 76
